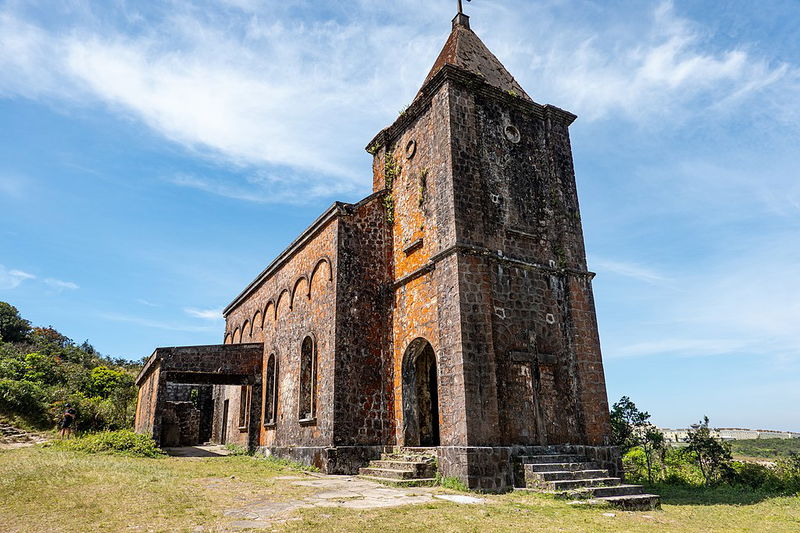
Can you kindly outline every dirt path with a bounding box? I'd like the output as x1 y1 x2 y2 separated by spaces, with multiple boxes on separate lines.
0 421 47 450
220 474 486 530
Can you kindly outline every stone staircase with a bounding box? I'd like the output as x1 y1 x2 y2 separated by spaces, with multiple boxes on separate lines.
518 452 660 510
0 420 47 446
357 447 438 487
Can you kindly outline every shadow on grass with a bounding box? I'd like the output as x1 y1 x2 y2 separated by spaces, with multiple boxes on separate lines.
646 483 786 506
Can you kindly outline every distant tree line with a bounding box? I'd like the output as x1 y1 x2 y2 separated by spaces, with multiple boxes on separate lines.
0 301 142 432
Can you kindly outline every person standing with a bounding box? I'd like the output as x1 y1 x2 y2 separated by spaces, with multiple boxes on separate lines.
59 403 77 439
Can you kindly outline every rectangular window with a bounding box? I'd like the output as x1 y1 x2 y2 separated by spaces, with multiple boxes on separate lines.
238 385 250 429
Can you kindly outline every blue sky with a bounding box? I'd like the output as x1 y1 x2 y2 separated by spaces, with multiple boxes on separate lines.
1 0 798 431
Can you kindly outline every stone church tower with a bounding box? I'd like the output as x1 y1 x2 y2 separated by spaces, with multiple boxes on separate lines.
367 11 612 483
136 9 616 493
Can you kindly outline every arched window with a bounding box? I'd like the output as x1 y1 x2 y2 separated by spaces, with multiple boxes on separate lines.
299 336 316 422
264 354 278 426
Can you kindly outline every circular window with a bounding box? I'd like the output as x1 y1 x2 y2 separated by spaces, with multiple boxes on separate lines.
504 125 521 144
405 139 417 160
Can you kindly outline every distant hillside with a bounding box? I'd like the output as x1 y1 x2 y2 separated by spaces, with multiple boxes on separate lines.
730 438 800 460
0 301 142 431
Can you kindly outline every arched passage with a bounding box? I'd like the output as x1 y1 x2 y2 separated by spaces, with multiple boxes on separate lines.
402 338 440 447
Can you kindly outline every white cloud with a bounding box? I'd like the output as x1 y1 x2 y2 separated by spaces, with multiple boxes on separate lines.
603 232 800 362
44 278 79 291
591 258 668 284
0 265 35 289
513 1 797 123
184 307 223 321
100 312 217 332
0 1 796 203
613 338 749 359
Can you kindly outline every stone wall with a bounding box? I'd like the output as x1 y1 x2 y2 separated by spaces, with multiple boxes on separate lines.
223 210 339 454
161 401 201 447
334 193 393 448
134 344 262 447
134 365 160 436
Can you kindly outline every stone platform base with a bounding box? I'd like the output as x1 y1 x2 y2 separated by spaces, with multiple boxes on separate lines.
256 444 621 494
255 445 387 475
438 445 622 493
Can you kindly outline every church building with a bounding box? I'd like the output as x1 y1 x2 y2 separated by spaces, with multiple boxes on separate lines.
135 8 617 492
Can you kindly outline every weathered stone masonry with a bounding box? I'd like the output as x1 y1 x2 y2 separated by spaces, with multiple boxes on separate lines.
136 12 617 491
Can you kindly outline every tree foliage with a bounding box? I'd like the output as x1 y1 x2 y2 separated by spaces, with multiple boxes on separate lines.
610 396 665 482
0 302 32 343
0 301 141 431
686 416 734 486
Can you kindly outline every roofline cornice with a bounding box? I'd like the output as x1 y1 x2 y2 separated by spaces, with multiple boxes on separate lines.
366 64 577 154
223 202 343 317
222 190 387 317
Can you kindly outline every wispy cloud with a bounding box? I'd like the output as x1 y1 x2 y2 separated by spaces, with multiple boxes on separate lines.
136 298 160 307
184 307 223 321
100 312 217 332
591 258 668 284
0 265 35 289
614 338 749 359
602 232 800 361
44 278 79 291
520 0 797 123
0 173 30 199
0 1 795 203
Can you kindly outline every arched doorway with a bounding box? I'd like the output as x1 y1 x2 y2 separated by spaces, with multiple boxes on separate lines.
402 338 440 447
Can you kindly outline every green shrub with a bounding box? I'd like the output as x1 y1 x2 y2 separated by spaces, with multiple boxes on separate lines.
729 461 775 489
0 378 48 424
48 430 164 458
623 447 648 482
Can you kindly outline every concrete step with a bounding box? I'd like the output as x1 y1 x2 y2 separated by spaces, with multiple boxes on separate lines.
381 453 436 463
527 469 609 482
357 475 437 488
555 483 645 500
358 467 417 480
399 447 438 455
596 494 661 511
537 477 621 491
585 484 647 498
371 460 436 477
519 454 587 464
525 461 600 472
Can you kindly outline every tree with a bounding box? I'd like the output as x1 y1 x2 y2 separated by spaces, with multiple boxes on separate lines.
685 416 733 486
0 302 31 343
610 396 650 451
641 425 666 483
88 366 133 398
611 396 665 482
30 326 72 348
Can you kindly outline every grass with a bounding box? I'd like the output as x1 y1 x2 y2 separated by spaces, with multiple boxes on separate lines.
286 486 800 533
731 439 800 461
1 446 799 532
0 446 317 533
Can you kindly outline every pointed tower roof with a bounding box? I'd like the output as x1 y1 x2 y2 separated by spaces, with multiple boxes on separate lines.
416 13 532 102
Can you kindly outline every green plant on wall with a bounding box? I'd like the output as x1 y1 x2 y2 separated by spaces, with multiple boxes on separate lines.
383 151 400 224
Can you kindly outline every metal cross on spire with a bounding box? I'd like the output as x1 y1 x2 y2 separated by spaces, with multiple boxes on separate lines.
457 0 471 15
